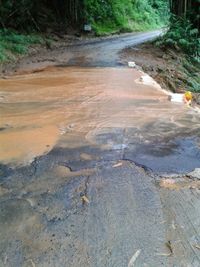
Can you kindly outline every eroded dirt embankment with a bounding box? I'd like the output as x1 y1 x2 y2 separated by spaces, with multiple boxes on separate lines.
121 43 200 104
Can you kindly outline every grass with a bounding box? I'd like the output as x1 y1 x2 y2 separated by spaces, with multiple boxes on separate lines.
0 30 45 63
85 0 169 36
93 20 164 36
92 13 167 36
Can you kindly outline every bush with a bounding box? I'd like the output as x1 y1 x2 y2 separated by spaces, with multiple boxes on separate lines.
84 0 169 35
0 29 44 62
156 16 200 56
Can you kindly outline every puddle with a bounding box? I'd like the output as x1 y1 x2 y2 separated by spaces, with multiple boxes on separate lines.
0 125 59 165
124 136 200 173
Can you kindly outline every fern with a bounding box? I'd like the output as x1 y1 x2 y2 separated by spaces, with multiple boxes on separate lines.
156 16 200 56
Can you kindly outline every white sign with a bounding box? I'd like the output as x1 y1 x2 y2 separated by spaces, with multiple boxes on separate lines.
84 24 92 32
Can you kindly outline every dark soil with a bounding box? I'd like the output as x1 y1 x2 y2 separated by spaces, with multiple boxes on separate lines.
121 43 200 104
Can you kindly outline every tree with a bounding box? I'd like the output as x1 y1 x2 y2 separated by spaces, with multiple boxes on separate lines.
170 0 200 30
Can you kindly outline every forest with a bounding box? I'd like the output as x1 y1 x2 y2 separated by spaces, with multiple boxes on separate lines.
0 0 199 62
0 0 169 33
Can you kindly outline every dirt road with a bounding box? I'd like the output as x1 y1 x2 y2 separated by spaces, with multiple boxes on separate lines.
0 31 200 267
1 30 162 75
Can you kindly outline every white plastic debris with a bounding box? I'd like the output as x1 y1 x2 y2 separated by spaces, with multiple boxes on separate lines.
170 93 184 103
136 73 168 94
128 249 141 267
128 61 136 68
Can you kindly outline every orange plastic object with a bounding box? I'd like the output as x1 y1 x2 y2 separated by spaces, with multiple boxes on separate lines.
184 91 192 102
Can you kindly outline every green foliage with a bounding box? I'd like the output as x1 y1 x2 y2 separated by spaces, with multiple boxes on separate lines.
0 0 169 35
0 30 44 62
84 0 169 35
188 78 200 92
184 58 200 92
0 0 34 30
0 0 82 32
0 0 169 61
156 17 200 56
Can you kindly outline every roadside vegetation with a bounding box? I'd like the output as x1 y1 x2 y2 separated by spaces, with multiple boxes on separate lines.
121 0 199 94
157 17 199 57
83 0 169 35
0 30 44 62
154 18 200 94
156 0 200 93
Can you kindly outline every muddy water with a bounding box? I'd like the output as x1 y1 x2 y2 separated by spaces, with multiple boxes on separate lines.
0 66 200 166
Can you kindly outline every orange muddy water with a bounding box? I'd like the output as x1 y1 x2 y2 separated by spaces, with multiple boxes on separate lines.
0 66 199 166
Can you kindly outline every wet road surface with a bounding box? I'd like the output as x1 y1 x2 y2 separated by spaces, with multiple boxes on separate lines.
1 32 200 267
7 30 163 74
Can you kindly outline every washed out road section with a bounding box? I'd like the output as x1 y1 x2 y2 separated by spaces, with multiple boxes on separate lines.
2 30 163 75
1 66 200 170
1 66 200 266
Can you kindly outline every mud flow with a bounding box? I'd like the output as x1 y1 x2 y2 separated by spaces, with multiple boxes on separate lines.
0 66 200 171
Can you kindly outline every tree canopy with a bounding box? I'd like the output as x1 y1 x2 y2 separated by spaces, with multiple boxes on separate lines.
0 1 198 34
0 0 168 32
0 0 199 56
170 0 200 29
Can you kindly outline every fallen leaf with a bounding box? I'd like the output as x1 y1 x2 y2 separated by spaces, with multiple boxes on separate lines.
113 162 123 168
156 253 172 257
193 244 200 250
128 249 141 267
81 195 90 204
164 179 176 184
165 241 173 255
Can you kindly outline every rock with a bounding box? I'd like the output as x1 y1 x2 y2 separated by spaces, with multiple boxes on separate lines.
188 168 200 180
